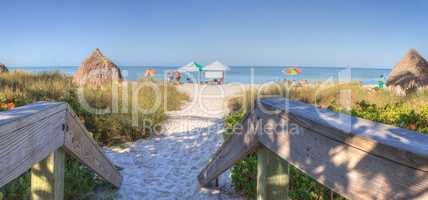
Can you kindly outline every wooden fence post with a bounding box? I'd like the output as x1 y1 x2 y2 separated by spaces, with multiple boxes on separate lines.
31 148 65 200
257 146 289 200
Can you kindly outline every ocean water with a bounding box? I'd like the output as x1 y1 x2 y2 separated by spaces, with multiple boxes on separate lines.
8 66 391 85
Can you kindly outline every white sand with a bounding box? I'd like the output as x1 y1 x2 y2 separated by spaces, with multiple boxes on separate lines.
104 84 246 199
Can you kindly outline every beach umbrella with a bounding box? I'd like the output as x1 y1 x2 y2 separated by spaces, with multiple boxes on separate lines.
195 62 204 71
282 67 301 83
73 48 123 87
178 62 205 83
386 48 428 95
194 63 204 83
178 62 205 72
144 69 157 77
205 61 230 71
283 67 301 75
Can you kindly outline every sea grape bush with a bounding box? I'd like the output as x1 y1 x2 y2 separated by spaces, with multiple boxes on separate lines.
224 111 245 139
351 100 428 133
231 153 257 198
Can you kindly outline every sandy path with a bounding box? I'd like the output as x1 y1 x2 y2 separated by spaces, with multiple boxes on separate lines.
104 84 246 200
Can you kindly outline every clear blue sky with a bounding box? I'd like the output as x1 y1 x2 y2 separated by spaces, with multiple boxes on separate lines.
1 0 427 67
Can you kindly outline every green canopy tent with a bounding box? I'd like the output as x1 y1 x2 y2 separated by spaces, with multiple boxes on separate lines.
178 61 205 83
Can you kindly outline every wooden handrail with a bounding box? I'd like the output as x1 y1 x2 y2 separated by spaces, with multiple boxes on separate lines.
0 102 122 191
198 111 260 186
64 106 122 187
199 97 428 200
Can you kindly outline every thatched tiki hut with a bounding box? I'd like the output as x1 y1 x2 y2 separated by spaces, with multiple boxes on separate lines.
73 48 123 87
386 48 428 95
0 63 8 73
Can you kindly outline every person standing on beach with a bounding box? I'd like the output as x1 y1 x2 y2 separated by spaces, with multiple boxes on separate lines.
378 74 385 89
167 71 174 82
175 71 181 83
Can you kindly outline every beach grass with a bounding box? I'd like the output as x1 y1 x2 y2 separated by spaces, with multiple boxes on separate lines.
228 81 428 133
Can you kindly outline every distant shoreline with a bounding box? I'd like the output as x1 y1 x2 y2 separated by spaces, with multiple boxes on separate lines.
7 65 393 69
6 66 391 85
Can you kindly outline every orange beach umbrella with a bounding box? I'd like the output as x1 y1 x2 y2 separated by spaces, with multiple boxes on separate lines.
144 69 157 77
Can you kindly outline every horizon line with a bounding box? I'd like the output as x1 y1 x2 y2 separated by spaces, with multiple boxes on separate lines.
7 65 393 69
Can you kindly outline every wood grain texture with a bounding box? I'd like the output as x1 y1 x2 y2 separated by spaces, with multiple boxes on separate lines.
31 148 65 200
0 102 66 187
64 106 122 187
257 146 289 200
257 99 428 200
0 102 66 132
198 111 260 187
261 98 428 172
0 101 122 189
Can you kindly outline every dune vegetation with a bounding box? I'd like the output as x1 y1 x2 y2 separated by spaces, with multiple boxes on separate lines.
225 81 428 199
0 71 188 199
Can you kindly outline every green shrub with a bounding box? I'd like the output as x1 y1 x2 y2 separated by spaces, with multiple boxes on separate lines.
0 173 30 200
224 111 245 140
0 156 98 200
231 153 257 198
351 101 428 134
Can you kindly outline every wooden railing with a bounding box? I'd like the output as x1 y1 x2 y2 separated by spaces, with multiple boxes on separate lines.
0 102 122 199
199 97 428 200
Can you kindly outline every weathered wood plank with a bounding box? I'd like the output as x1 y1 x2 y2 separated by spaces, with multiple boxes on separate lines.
31 148 65 200
256 101 428 200
198 111 260 187
0 102 66 132
0 101 122 189
64 106 122 187
261 98 428 172
257 145 289 200
0 102 66 187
